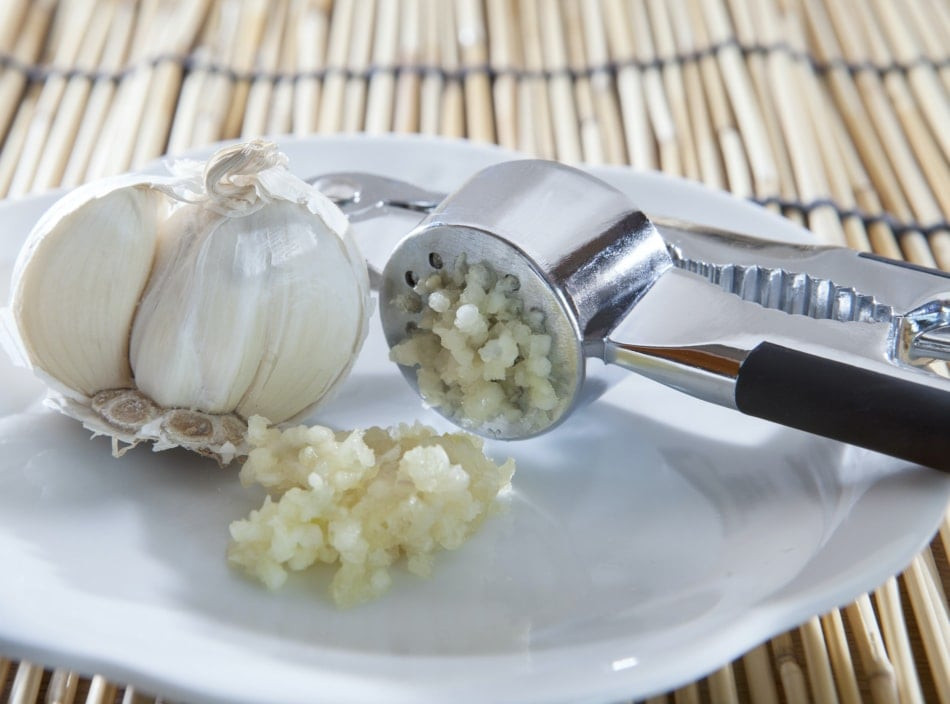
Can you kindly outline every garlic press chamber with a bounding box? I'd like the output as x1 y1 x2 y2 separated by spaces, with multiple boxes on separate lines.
312 161 950 471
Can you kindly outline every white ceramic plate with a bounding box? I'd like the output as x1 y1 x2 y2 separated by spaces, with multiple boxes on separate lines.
1 135 947 704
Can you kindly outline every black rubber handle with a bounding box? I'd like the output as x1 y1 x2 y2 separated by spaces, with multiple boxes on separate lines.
735 343 950 471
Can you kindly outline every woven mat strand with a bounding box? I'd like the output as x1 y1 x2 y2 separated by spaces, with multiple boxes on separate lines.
1 0 949 702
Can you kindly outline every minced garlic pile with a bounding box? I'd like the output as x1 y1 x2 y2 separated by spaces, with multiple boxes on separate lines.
390 257 562 435
227 415 514 607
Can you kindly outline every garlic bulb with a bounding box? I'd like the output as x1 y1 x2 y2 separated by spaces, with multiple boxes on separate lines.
6 140 370 464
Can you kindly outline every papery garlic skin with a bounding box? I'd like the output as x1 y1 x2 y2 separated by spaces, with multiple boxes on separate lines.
6 140 370 464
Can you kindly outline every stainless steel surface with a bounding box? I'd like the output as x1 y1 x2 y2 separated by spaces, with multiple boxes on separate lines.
309 173 445 287
310 172 444 222
641 220 950 379
313 164 950 440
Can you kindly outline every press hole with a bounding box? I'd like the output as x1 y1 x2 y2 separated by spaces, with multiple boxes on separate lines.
428 252 443 269
405 321 418 335
405 270 418 287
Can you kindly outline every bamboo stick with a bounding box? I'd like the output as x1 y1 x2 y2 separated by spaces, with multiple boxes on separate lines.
84 674 117 704
392 0 422 134
29 0 117 192
539 0 581 163
9 661 42 704
83 0 158 176
698 0 776 196
761 1 847 244
902 0 950 95
644 695 668 704
516 0 554 157
164 0 222 157
707 663 740 704
0 0 29 53
770 632 810 703
602 0 653 169
318 0 355 132
120 686 153 704
929 0 950 40
919 548 950 660
800 0 913 222
89 0 166 176
901 233 939 269
801 0 945 271
455 0 495 143
932 233 950 272
869 0 950 162
0 83 39 197
167 1 223 151
485 0 517 149
437 0 463 138
685 0 750 194
131 0 211 164
8 0 98 195
46 667 80 704
220 0 270 139
628 0 679 175
511 8 537 154
921 546 950 610
786 9 872 252
267 0 302 136
942 511 950 563
165 45 210 155
874 577 926 704
820 84 905 258
734 0 801 211
741 643 780 704
341 0 376 132
850 0 950 219
42 0 71 56
577 0 626 165
823 0 945 226
923 0 950 55
665 0 723 189
293 0 330 135
905 555 950 703
0 0 56 155
185 0 242 148
672 682 701 704
364 0 398 133
845 595 899 704
0 658 9 694
560 0 602 164
418 0 441 134
646 0 700 180
241 0 289 138
798 617 839 704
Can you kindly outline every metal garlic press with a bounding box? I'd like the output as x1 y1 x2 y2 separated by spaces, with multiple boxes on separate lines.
311 161 950 472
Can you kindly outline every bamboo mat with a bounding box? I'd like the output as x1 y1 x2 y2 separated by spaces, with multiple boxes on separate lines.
0 0 949 702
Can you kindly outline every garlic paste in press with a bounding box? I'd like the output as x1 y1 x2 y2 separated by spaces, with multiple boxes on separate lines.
4 140 371 464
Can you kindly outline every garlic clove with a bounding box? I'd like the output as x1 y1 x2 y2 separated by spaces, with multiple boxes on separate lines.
128 204 272 414
234 204 370 422
11 182 165 398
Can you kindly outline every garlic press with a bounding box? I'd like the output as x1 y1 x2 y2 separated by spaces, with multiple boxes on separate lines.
311 161 950 471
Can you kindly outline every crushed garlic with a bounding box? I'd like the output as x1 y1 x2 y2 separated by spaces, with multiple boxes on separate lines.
227 415 514 607
390 257 564 436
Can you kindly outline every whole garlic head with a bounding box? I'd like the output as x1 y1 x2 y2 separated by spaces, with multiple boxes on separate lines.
6 140 370 464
